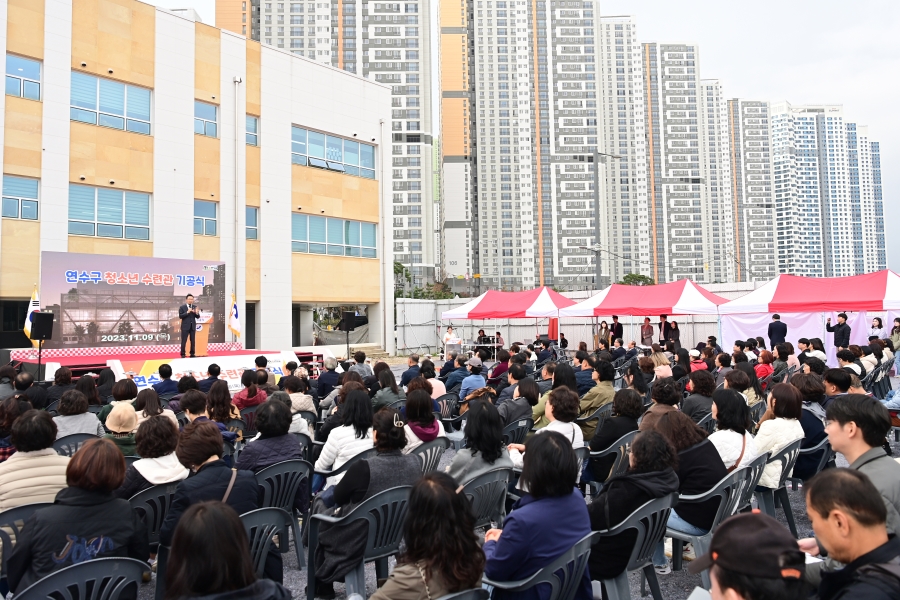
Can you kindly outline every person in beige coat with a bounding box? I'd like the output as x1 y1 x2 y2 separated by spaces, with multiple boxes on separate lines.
370 472 483 600
0 410 69 512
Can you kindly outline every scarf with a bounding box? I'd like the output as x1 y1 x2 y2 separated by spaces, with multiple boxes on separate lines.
408 420 441 443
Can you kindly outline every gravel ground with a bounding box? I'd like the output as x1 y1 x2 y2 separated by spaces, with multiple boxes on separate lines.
138 373 900 600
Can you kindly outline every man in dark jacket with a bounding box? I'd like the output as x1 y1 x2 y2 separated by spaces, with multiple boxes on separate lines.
573 351 596 396
827 313 852 350
399 354 420 387
808 468 900 600
152 363 179 396
610 339 626 360
658 314 672 344
768 313 788 347
610 316 624 342
444 356 469 391
535 340 552 364
317 357 340 399
198 363 221 393
439 351 458 378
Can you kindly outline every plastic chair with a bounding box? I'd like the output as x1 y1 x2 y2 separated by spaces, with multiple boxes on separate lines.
588 429 638 486
696 414 717 434
388 398 407 411
411 437 451 473
14 557 148 600
314 447 377 480
241 405 260 436
255 459 313 567
435 393 459 419
174 411 189 428
461 468 512 529
594 493 680 600
575 403 613 431
756 438 803 536
750 400 767 424
735 452 770 513
501 417 534 445
88 404 104 415
45 400 59 414
668 467 749 589
52 433 99 457
789 437 834 491
299 410 319 432
0 503 53 580
436 590 489 600
483 531 598 600
240 507 291 577
307 486 413 600
292 431 313 462
128 482 180 547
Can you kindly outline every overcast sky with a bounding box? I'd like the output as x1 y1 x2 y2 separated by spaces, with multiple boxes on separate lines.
149 0 898 268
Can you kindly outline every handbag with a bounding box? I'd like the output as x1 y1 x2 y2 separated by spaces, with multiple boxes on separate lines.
222 469 238 502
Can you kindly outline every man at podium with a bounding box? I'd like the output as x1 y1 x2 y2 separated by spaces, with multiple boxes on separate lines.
178 293 199 358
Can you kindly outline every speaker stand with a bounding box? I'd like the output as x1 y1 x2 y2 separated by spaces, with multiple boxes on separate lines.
346 329 350 364
36 339 44 382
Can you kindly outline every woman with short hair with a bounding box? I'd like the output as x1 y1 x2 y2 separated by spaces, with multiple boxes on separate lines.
5 438 149 593
46 367 75 403
446 400 514 484
651 351 673 379
370 472 484 600
235 400 304 473
754 383 805 489
790 373 828 481
509 387 583 470
483 431 592 599
165 501 291 600
497 376 539 426
707 389 758 470
682 369 716 423
587 430 680 583
754 350 775 385
115 415 189 499
0 410 69 511
532 361 578 430
638 377 680 432
0 396 28 463
53 389 105 438
98 378 138 424
420 359 446 399
402 389 446 454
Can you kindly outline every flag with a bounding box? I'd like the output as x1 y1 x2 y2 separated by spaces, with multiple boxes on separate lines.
229 292 241 337
23 286 40 346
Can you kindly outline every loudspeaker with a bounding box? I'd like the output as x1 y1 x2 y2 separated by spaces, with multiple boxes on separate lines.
29 312 54 341
340 311 356 332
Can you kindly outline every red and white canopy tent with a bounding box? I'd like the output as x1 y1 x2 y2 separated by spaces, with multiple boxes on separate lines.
559 279 728 317
441 286 576 319
717 270 900 365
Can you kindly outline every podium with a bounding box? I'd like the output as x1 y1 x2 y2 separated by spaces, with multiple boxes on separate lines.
169 313 211 357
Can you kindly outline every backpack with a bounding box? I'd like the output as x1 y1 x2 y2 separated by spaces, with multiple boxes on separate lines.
855 556 900 596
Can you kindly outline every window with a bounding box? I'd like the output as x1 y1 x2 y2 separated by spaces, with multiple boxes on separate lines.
6 55 40 100
2 175 39 220
194 200 217 235
70 72 151 134
68 184 150 240
291 214 376 257
246 115 259 145
246 206 258 240
194 101 218 137
291 126 376 178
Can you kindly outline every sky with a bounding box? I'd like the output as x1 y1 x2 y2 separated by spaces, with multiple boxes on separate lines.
147 0 899 268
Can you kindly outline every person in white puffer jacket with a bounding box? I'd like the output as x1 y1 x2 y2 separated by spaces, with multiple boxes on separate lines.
314 389 374 489
707 389 758 470
753 383 805 488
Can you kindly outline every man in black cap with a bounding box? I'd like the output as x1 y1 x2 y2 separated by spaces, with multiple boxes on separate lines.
688 512 809 599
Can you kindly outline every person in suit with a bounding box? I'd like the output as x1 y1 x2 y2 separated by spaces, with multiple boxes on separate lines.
178 293 199 358
658 314 672 345
640 317 654 346
768 314 788 348
624 341 638 361
610 339 626 360
198 364 221 393
610 316 624 343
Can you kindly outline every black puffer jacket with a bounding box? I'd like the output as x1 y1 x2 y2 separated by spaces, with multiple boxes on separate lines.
159 460 259 546
190 579 293 600
235 434 303 473
7 487 149 593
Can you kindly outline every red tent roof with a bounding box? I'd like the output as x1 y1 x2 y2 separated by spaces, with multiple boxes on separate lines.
441 287 577 319
559 279 728 317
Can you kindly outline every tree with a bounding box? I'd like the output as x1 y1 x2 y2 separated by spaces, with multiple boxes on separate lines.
618 273 655 286
73 324 86 342
394 261 412 296
87 321 99 343
117 321 133 335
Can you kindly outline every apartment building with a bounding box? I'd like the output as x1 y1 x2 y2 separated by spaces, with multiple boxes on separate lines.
218 0 435 287
698 79 734 283
1 0 394 351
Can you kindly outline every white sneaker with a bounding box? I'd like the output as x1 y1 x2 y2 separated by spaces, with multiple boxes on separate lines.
682 543 696 561
591 580 604 600
655 562 671 575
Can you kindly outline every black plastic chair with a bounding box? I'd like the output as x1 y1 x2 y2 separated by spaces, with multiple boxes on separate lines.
789 437 834 491
411 437 451 473
501 417 534 445
435 393 459 419
240 507 291 578
88 404 104 415
588 429 638 487
241 405 260 437
292 431 313 462
750 400 767 424
313 447 377 480
595 493 680 600
696 414 717 434
756 438 803 537
299 410 319 432
461 468 512 529
483 531 598 600
735 451 770 513
0 502 53 580
436 590 489 600
388 398 407 411
52 433 99 457
45 400 59 414
255 459 312 567
174 411 189 428
575 403 613 431
14 557 148 600
307 485 413 600
668 467 750 589
128 482 180 547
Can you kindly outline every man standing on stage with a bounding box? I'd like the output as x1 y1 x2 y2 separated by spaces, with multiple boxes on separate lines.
610 315 624 343
658 314 672 345
827 313 852 352
178 293 199 358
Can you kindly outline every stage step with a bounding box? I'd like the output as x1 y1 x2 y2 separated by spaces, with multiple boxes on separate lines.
350 346 389 360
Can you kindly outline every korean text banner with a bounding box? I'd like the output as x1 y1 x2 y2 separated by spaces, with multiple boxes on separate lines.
40 252 226 349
